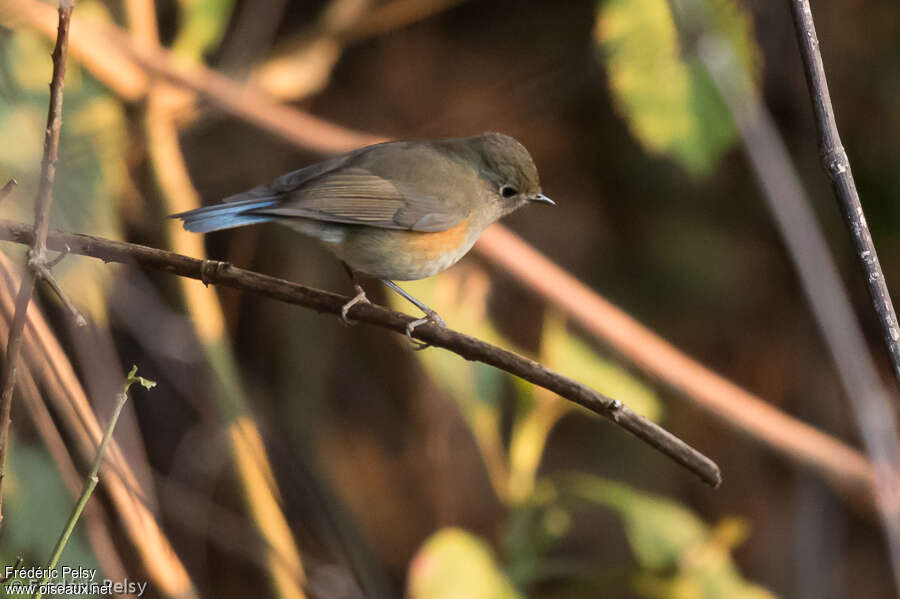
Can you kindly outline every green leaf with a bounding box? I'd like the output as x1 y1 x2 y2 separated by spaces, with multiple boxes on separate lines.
565 475 706 569
408 528 523 599
594 0 760 176
126 365 157 391
560 475 778 599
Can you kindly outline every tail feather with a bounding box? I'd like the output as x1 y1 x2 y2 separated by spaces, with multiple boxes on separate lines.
170 198 279 233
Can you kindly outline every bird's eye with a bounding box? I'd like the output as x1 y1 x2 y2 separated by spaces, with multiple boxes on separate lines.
500 185 518 198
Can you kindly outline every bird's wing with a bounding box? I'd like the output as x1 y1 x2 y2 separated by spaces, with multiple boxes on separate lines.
231 145 471 233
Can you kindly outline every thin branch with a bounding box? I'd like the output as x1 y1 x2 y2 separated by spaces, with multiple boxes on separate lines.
0 180 16 204
29 259 86 327
665 0 900 586
0 3 74 526
699 36 900 592
0 220 721 487
789 0 900 396
13 354 129 584
477 226 876 497
33 366 155 599
0 253 199 598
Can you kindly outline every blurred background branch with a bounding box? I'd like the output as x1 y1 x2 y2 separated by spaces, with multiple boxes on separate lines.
132 0 310 594
477 225 876 498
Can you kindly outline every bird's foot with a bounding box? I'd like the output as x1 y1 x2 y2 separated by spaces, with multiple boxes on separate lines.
406 310 446 351
341 285 370 325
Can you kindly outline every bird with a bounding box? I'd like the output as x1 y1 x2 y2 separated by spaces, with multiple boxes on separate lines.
171 132 553 348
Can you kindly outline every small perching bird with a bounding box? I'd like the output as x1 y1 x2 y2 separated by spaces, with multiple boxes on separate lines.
172 132 553 347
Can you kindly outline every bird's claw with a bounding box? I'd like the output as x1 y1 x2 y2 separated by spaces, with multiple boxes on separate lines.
406 310 445 350
341 286 370 325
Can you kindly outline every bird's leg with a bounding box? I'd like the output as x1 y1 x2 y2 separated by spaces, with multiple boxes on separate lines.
381 279 446 350
340 262 370 325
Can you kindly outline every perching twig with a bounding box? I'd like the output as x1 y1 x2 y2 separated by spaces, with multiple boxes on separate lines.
0 220 721 487
789 0 900 396
33 366 155 599
0 3 75 526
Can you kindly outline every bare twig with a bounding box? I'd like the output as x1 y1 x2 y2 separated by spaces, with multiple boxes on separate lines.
0 220 721 487
477 226 876 496
789 0 900 396
12 356 129 584
700 39 900 591
0 254 198 598
28 259 86 327
665 0 900 586
0 180 16 204
33 366 156 599
0 3 75 526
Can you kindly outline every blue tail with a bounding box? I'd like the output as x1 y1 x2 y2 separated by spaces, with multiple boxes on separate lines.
171 198 279 233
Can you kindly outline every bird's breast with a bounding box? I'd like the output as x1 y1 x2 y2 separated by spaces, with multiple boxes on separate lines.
333 219 481 280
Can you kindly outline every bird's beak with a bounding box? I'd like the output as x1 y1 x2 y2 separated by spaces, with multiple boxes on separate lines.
530 193 555 206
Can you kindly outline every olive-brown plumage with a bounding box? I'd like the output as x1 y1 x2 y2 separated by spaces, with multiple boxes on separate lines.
173 132 552 342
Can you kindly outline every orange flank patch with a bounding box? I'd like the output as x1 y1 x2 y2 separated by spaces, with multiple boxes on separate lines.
405 219 472 260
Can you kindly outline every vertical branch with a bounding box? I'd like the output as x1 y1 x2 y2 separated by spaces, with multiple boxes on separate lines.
0 2 74 526
789 0 900 395
32 3 73 259
670 0 900 587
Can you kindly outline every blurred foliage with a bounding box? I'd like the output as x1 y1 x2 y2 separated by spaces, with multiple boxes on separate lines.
390 271 660 502
503 484 574 588
407 528 523 599
0 25 126 320
560 475 776 599
388 273 509 497
405 477 775 598
389 271 773 597
3 442 99 576
172 0 236 61
594 0 758 176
